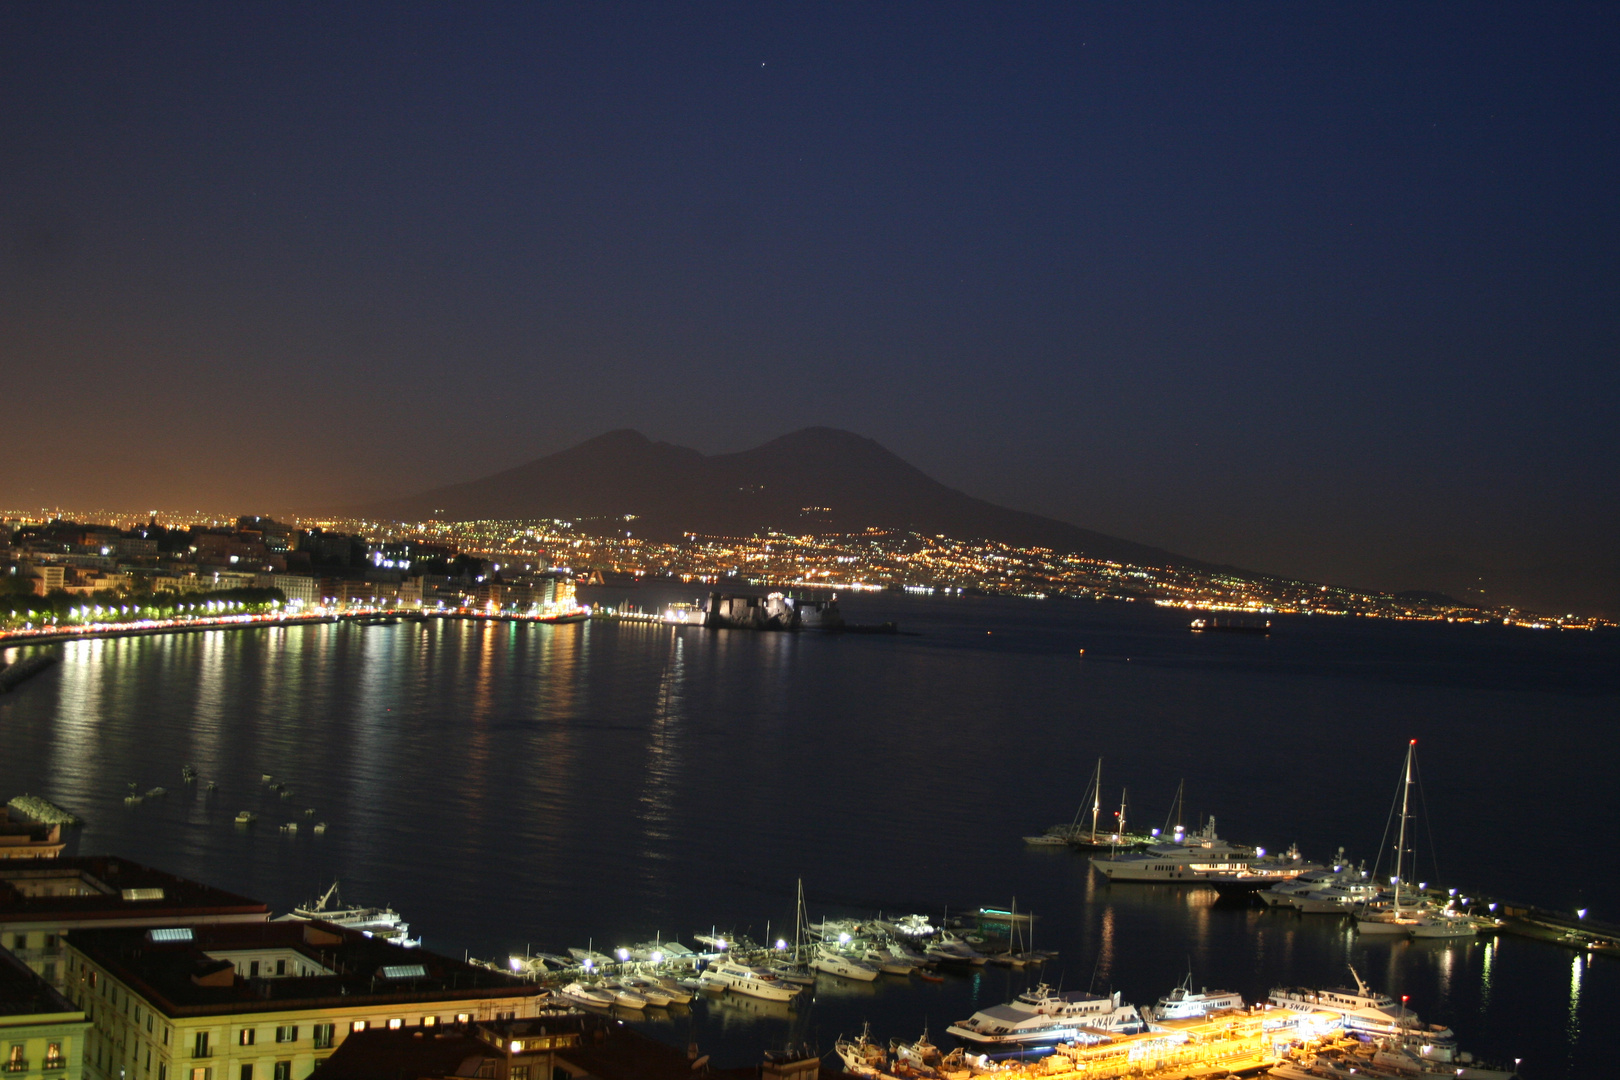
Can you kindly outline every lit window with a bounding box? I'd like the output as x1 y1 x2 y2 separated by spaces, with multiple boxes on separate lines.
386 1019 402 1031
350 1022 367 1034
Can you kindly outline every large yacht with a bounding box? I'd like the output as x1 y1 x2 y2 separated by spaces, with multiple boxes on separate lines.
1268 968 1452 1039
284 880 419 948
947 984 1143 1045
697 959 803 1001
1089 818 1258 883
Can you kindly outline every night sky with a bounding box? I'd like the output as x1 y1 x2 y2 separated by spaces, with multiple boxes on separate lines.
3 3 1617 614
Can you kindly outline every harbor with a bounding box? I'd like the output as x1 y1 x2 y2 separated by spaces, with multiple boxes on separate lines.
0 594 1612 1076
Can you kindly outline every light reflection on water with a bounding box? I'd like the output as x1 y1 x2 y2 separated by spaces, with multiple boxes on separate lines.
0 596 1616 1078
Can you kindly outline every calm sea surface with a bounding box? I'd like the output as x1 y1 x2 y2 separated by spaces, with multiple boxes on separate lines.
3 593 1617 1078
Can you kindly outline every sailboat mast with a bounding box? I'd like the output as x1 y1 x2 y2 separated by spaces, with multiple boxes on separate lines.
1394 740 1414 913
1090 759 1102 843
795 879 806 963
1118 788 1128 839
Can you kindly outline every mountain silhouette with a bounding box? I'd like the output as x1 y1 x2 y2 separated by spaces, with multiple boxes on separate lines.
362 427 1194 568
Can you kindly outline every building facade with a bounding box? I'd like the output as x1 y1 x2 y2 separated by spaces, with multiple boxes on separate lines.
64 923 547 1080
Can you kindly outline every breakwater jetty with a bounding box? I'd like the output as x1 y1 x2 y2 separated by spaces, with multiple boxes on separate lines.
0 651 58 692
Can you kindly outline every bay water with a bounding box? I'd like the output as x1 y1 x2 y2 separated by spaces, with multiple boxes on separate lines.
2 592 1616 1077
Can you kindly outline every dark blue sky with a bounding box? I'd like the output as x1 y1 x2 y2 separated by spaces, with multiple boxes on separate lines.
3 3 1617 612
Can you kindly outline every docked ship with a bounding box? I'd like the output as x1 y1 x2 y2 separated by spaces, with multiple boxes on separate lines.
1089 817 1258 883
282 880 419 948
696 959 803 1001
1140 975 1245 1021
947 984 1143 1045
1268 968 1451 1039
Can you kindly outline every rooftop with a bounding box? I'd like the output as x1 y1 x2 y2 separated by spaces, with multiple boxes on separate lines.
0 944 78 1020
309 1017 848 1080
0 856 269 926
68 921 542 1017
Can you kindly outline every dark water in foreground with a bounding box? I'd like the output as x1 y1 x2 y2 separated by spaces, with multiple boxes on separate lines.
2 594 1617 1078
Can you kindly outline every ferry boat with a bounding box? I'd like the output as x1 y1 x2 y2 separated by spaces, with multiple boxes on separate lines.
1268 967 1451 1039
947 984 1143 1044
287 880 419 948
1141 974 1245 1021
696 959 802 1001
1089 817 1258 883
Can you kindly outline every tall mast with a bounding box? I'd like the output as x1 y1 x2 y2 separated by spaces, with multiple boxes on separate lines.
1090 759 1102 844
1393 740 1414 914
794 879 806 963
1117 788 1128 839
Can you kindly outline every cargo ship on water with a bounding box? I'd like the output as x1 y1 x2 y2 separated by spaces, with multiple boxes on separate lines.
1190 616 1271 634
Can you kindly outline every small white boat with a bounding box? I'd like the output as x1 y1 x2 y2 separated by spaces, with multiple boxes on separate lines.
763 959 817 985
558 982 615 1009
861 946 915 975
279 822 298 834
312 822 327 835
644 975 695 1004
619 976 675 1007
567 947 615 968
234 810 257 824
596 980 649 1009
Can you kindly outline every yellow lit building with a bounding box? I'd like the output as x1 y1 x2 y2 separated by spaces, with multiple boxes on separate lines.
63 923 549 1080
0 947 89 1080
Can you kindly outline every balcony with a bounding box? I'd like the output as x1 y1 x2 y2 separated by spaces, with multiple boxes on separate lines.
4 1061 29 1073
191 1049 213 1060
43 1059 67 1072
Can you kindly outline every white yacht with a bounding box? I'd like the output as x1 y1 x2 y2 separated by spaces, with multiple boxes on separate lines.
1294 881 1382 914
566 947 615 968
618 976 675 1006
1408 911 1479 939
1268 968 1452 1039
1142 975 1244 1021
948 986 1142 1045
1261 856 1363 909
861 945 915 975
697 959 802 1001
924 931 986 965
1089 817 1258 883
595 979 649 1009
558 982 615 1009
873 913 936 938
811 945 881 981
